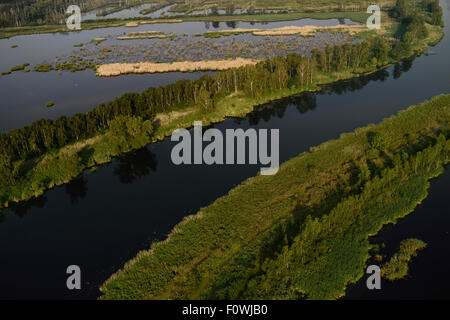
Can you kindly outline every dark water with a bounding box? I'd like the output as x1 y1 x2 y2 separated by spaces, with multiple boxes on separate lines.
0 2 450 299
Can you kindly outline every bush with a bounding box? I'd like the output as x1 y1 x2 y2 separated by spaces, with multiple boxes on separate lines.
368 132 390 151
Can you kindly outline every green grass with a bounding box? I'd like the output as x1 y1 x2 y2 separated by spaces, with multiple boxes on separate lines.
381 239 427 281
99 94 450 300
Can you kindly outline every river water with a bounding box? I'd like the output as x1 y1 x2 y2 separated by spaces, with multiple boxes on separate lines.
0 2 449 299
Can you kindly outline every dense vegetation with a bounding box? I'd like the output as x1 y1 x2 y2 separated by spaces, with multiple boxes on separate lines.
381 238 427 281
100 94 450 299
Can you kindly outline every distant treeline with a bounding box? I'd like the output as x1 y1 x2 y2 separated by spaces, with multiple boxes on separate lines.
0 39 395 177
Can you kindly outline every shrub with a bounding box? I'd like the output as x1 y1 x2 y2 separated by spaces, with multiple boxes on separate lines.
368 132 390 151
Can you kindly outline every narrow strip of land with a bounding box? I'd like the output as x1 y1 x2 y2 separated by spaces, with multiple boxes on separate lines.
96 58 259 76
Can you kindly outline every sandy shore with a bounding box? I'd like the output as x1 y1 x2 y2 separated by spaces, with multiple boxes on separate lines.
96 58 259 77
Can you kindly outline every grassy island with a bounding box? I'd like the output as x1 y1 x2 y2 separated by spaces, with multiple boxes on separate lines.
100 95 450 299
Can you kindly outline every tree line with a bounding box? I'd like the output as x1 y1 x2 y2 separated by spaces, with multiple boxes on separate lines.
388 0 443 58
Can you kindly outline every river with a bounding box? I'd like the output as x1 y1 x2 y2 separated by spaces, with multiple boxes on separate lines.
0 1 449 299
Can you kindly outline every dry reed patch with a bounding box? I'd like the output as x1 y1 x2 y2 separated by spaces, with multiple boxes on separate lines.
96 58 260 77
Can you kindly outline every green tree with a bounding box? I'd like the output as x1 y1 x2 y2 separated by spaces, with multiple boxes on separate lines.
198 86 214 113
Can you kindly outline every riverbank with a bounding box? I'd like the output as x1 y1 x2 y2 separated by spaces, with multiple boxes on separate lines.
99 94 450 299
0 11 370 39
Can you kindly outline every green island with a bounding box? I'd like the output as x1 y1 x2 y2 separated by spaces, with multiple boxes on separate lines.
382 238 427 281
99 94 450 299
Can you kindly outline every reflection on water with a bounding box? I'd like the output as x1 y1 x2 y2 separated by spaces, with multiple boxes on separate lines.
0 1 449 300
114 148 158 184
0 59 416 221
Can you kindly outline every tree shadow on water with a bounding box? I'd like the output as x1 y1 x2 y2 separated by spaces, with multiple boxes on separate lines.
5 195 47 219
114 147 158 184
